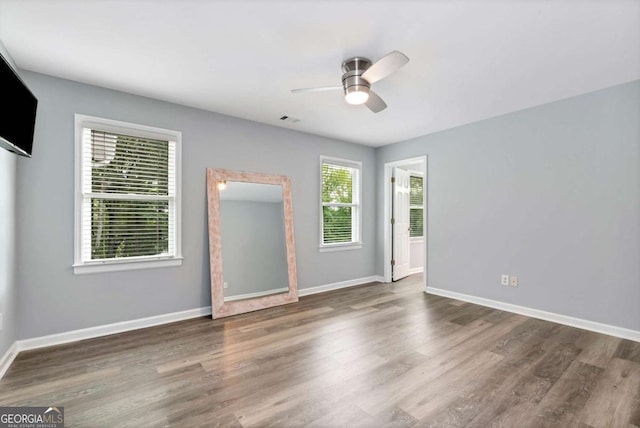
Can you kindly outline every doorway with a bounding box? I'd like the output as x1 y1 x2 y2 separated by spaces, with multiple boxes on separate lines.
383 156 427 289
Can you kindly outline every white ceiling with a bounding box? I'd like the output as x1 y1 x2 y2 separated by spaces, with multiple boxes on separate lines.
1 1 638 147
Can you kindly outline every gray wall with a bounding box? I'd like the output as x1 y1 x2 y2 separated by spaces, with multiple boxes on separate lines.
221 201 288 297
16 71 376 340
0 148 18 359
0 40 19 359
376 80 640 331
9 68 639 343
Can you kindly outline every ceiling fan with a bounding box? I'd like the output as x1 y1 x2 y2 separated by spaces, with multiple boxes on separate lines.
291 51 409 113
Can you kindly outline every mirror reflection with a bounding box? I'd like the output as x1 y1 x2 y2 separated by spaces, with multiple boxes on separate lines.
219 181 289 302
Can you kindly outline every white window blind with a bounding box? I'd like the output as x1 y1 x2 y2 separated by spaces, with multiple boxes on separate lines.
74 115 182 274
320 156 361 249
409 175 424 238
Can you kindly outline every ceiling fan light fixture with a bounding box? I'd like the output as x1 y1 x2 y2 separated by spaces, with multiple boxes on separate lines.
291 51 409 113
345 85 370 105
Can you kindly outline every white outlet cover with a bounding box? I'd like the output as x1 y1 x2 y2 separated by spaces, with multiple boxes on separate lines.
501 275 509 286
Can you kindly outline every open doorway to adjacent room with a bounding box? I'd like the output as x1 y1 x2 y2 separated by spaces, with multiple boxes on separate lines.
383 156 427 289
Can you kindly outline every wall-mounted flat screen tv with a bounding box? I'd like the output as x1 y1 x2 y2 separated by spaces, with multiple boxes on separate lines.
0 52 37 157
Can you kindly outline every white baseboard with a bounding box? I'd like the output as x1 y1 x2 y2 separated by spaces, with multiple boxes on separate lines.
17 306 212 353
225 287 289 302
4 280 635 380
0 342 19 379
0 306 212 379
0 275 387 379
426 287 640 343
408 267 424 275
299 275 384 297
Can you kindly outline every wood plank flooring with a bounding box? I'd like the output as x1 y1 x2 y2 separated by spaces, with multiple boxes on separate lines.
1 274 639 427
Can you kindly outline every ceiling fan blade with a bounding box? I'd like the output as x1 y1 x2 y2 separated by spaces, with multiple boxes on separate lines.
361 51 409 84
291 86 342 93
365 90 387 113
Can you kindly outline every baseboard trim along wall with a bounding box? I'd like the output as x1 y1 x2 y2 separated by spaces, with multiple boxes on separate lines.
0 342 19 379
0 306 214 379
298 275 385 297
19 306 215 352
0 275 386 379
426 286 640 342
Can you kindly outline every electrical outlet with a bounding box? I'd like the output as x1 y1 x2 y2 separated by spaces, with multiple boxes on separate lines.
223 282 228 289
510 276 518 287
501 275 509 286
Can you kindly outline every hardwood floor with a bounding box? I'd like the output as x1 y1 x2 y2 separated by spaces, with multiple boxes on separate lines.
1 275 639 427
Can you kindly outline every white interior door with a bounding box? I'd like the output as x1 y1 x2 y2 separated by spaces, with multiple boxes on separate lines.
392 167 410 281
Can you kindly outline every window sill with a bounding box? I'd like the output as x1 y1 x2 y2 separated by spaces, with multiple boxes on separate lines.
73 257 183 275
318 243 362 253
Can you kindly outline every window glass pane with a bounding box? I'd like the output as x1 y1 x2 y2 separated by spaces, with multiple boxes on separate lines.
90 199 169 259
410 208 423 238
322 163 353 204
322 206 352 244
90 131 169 196
410 176 423 206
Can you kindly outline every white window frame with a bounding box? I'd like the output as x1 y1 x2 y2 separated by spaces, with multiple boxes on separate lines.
73 114 183 274
409 170 424 242
319 155 362 252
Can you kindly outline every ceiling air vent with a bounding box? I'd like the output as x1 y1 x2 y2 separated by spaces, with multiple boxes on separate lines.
279 115 300 123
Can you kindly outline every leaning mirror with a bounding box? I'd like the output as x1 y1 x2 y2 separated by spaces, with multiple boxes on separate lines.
206 169 298 318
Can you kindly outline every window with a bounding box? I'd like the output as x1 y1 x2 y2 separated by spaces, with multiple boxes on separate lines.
74 115 182 274
409 174 424 238
320 156 362 251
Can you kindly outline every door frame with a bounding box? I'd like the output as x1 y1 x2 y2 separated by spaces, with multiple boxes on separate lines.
383 155 428 289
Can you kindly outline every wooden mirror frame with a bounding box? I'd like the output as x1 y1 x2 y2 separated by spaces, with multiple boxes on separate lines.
206 168 298 319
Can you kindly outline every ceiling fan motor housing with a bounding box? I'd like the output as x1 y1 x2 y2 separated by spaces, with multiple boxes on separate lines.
342 57 372 96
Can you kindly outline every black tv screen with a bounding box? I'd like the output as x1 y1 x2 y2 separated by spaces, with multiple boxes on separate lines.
0 53 37 157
